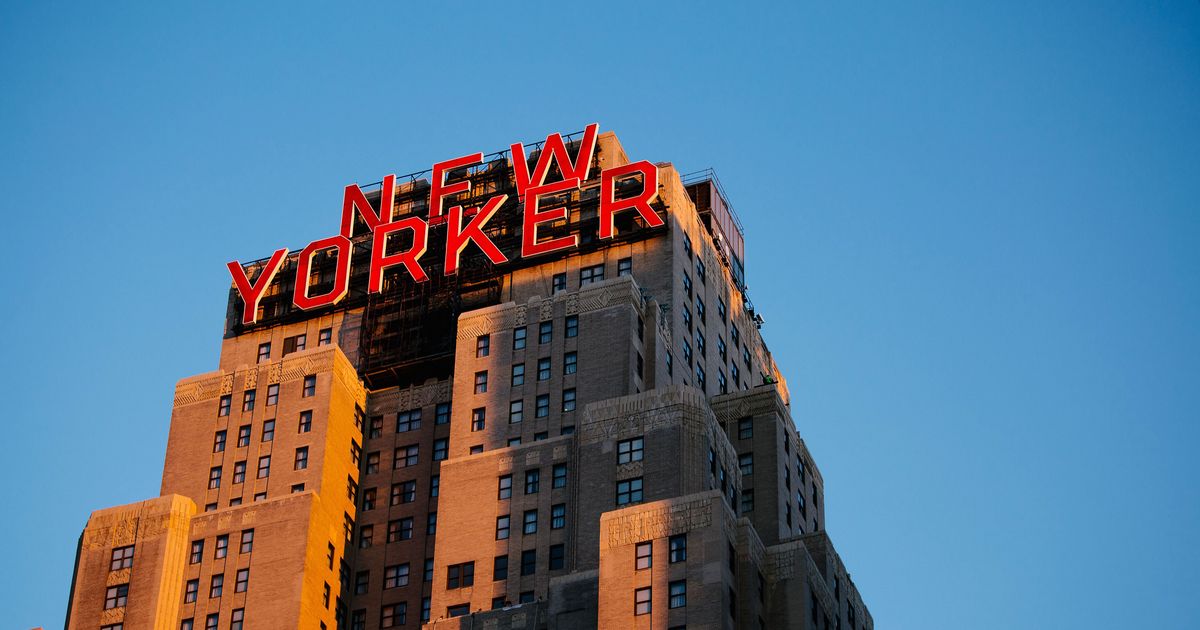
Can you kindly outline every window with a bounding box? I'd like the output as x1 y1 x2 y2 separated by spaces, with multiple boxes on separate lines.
683 232 693 257
552 273 567 293
427 511 437 534
365 451 379 474
666 353 673 375
537 357 551 380
235 568 249 593
190 541 203 564
208 466 222 489
498 475 512 500
381 603 406 628
360 487 376 511
266 383 279 406
210 574 223 597
563 352 577 375
429 475 439 497
215 535 228 559
184 579 198 603
634 587 651 615
732 363 741 388
493 555 508 580
470 407 486 432
682 271 692 298
549 544 565 570
392 480 416 505
476 334 490 357
303 374 316 397
562 389 576 412
669 580 687 608
474 371 488 394
696 259 706 284
534 431 548 441
181 619 194 630
261 419 275 441
509 400 523 423
213 430 226 453
520 549 536 576
741 489 755 513
731 323 741 348
204 614 218 630
513 327 527 350
109 545 134 571
436 402 451 425
696 298 706 324
616 477 643 505
696 365 706 390
718 297 727 322
551 503 566 529
257 455 271 478
448 604 469 618
635 542 652 570
511 363 525 386
539 321 553 344
738 417 753 439
387 518 413 542
447 562 474 588
618 257 632 276
525 469 540 494
396 409 421 432
696 330 706 357
298 410 312 433
359 525 373 549
384 564 410 588
318 327 332 346
617 437 644 464
536 394 549 418
565 315 578 337
496 514 510 540
523 509 538 534
682 305 692 331
240 529 254 553
433 438 448 461
242 389 256 412
580 264 604 285
552 463 567 488
423 558 434 582
718 337 727 362
669 534 687 562
683 339 692 366
395 445 418 468
739 453 753 475
257 342 270 363
519 591 535 603
219 394 231 417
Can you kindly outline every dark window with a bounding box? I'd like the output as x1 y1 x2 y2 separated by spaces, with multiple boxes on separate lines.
235 568 249 593
551 503 566 529
318 328 332 346
240 529 254 553
670 534 687 562
618 257 632 276
739 453 753 475
669 580 687 608
494 555 508 580
549 544 566 570
537 357 551 380
521 549 536 576
498 475 512 499
384 564 410 588
509 400 523 423
536 394 549 418
447 562 474 589
257 342 270 363
565 315 578 338
433 438 448 461
511 363 525 386
525 469 540 494
218 395 231 417
209 574 223 598
552 273 567 293
283 333 306 356
616 478 643 505
513 327 527 350
257 455 270 478
184 579 198 603
189 541 203 564
474 371 488 394
617 437 644 464
738 417 753 439
266 383 279 406
392 480 416 505
395 445 418 468
539 321 552 344
261 419 275 441
303 375 316 397
208 466 221 489
294 447 309 470
552 463 567 488
381 602 406 628
436 403 451 425
299 410 312 433
396 409 421 432
476 334 490 357
562 388 576 412
387 518 413 542
581 264 604 285
215 535 228 559
523 509 538 534
496 515 510 540
563 352 577 375
242 389 256 412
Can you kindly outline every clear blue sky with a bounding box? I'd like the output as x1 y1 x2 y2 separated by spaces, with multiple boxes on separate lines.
2 2 1196 628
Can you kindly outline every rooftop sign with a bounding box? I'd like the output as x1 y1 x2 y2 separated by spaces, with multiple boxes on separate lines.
227 124 663 325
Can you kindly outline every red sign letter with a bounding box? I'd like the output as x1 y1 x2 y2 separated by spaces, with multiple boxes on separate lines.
599 161 663 239
368 217 429 293
444 195 509 275
511 123 598 198
522 178 580 258
429 154 482 220
340 174 396 238
227 248 289 325
293 235 353 310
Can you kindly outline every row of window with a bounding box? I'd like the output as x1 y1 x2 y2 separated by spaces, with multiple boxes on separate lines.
176 609 245 630
211 410 314 457
494 504 567 539
634 581 688 615
476 315 581 357
445 543 568 593
189 530 254 564
368 403 452 437
217 375 316 417
547 258 632 296
182 568 250 602
255 329 332 363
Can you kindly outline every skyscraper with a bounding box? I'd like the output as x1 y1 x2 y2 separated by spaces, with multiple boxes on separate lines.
65 127 871 630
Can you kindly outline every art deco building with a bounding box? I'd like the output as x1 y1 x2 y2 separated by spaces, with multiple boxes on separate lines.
65 129 873 630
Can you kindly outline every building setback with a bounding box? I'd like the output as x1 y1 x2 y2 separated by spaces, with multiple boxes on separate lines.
65 129 872 630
